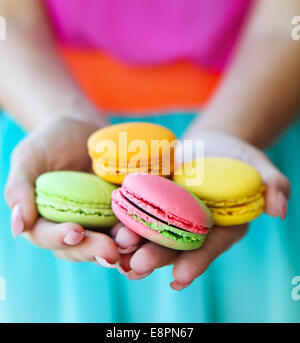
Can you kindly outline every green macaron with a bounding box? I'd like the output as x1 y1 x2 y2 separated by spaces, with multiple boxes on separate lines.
36 171 118 229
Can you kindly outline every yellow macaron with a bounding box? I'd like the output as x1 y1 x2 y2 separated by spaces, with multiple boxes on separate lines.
88 122 177 184
173 157 265 226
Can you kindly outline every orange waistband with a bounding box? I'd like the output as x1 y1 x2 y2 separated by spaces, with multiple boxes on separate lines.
59 46 221 112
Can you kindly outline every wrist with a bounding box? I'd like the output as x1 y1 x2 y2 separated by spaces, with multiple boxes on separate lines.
184 111 256 145
32 115 105 140
25 100 108 131
182 112 223 140
54 106 108 129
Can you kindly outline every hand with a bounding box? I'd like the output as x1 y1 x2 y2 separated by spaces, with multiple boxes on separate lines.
110 131 290 289
5 116 121 265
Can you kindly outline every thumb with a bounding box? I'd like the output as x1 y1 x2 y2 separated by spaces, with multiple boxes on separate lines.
5 140 41 236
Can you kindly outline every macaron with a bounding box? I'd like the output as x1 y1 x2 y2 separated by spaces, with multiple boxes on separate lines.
173 157 265 226
36 171 118 229
111 173 214 250
88 122 177 184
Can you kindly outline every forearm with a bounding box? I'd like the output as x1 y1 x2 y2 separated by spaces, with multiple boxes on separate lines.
0 0 106 131
187 0 300 148
197 40 300 148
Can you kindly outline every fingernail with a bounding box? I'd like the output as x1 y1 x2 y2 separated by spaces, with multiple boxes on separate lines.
170 281 192 291
11 203 24 238
277 192 287 220
95 256 118 269
117 262 131 276
115 227 133 249
127 270 153 280
63 229 85 246
118 244 139 254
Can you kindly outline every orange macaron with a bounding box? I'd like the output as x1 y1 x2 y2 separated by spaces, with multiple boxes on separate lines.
88 122 177 184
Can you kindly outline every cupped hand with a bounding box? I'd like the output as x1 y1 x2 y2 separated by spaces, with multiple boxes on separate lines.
5 116 122 265
110 131 290 289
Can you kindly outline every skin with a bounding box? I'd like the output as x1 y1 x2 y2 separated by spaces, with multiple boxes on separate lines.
1 0 299 290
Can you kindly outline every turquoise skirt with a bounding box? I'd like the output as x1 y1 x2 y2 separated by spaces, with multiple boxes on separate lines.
1 111 300 323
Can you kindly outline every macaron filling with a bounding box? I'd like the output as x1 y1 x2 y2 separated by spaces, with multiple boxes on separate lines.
36 192 115 217
209 196 264 216
94 158 174 176
131 215 206 243
202 185 266 208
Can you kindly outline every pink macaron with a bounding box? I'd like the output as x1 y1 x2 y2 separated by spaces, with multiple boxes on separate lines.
112 173 214 250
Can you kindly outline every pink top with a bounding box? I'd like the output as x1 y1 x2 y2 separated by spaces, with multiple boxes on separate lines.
45 0 252 71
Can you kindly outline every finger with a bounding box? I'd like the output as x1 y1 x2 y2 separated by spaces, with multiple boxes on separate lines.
25 218 85 249
110 222 143 254
5 139 43 233
252 151 290 219
171 225 248 290
127 242 179 280
117 253 134 275
58 230 120 265
54 250 80 262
